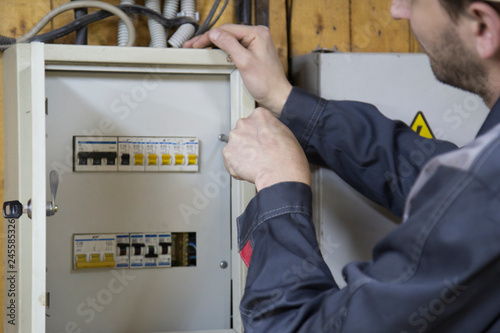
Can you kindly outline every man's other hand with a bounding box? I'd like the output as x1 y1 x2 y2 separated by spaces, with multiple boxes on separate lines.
223 107 311 191
184 24 293 117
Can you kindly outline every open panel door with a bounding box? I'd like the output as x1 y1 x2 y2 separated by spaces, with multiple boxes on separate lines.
3 43 47 332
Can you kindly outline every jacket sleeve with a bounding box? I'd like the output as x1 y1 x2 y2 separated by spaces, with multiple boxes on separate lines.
238 180 500 332
279 87 457 217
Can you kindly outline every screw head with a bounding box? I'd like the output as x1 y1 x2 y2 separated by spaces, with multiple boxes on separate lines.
219 261 228 269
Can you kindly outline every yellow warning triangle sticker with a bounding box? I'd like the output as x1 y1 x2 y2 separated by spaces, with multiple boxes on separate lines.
410 111 434 139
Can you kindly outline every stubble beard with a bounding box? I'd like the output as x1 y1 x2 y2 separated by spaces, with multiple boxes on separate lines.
425 26 491 103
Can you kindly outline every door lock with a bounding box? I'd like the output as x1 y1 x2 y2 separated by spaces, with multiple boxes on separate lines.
3 170 59 219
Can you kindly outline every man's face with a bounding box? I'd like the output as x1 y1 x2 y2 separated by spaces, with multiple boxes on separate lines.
391 0 489 100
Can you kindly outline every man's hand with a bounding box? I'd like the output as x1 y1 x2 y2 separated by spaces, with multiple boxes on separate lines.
183 24 292 117
223 107 311 191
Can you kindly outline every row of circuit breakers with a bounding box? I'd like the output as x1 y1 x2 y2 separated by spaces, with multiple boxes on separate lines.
73 136 200 172
73 232 196 270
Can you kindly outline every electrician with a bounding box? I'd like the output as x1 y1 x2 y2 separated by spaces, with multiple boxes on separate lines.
185 0 500 331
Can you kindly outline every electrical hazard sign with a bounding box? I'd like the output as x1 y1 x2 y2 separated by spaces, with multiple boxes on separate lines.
411 111 434 139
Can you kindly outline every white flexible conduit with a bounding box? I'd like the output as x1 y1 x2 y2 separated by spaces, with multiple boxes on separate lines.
15 1 135 47
163 0 179 20
118 0 135 46
145 0 167 47
168 0 196 48
163 0 178 46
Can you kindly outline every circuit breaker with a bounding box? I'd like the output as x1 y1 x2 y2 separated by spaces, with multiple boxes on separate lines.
3 44 255 333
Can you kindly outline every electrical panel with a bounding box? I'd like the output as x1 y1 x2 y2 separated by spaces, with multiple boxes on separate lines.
3 44 255 333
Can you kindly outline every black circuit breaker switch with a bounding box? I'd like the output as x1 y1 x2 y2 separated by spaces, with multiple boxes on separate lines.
145 245 158 258
121 153 130 166
73 136 118 172
159 242 172 255
117 243 130 256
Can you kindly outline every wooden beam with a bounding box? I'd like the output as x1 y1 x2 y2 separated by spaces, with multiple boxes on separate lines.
290 0 351 56
269 0 288 72
351 0 412 53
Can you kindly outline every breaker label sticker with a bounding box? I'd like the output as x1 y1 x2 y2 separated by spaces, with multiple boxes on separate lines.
411 111 435 139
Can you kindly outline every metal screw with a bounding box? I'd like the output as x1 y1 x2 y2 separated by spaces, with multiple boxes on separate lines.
219 261 228 269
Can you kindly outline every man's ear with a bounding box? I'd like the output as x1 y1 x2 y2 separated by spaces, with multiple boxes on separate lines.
468 2 500 59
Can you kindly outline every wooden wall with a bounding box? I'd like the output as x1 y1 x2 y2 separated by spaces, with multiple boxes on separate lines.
0 0 418 327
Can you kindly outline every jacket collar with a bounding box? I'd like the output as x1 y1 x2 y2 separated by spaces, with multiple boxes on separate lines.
477 98 500 137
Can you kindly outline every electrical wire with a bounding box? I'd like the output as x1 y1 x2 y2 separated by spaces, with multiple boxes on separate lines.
0 5 199 50
286 0 294 82
196 0 220 36
72 0 89 45
33 5 198 43
16 1 135 46
205 0 230 31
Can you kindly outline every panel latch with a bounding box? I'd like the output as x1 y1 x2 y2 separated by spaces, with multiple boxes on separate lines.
2 170 60 220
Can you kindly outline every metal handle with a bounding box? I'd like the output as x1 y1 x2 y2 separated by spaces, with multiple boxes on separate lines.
47 170 59 216
2 171 60 220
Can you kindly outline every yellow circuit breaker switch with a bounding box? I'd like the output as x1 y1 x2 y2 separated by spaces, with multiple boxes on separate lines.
188 154 197 165
76 253 116 269
76 254 87 265
175 154 184 165
148 154 158 165
162 154 171 165
135 154 144 165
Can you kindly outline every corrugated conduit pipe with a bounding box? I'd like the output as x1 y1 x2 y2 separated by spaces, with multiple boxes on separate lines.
168 0 196 48
118 0 135 46
145 0 167 47
163 0 179 40
163 0 179 21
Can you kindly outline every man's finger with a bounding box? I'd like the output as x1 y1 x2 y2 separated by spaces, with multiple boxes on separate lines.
209 24 267 44
183 33 212 48
208 28 251 67
184 24 260 49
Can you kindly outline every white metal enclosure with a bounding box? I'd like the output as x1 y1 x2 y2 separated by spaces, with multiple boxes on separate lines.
3 43 255 333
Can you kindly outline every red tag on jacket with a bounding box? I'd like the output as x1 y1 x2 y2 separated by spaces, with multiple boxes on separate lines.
240 240 253 268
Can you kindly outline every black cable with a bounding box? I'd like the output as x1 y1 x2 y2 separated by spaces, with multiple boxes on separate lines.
0 35 16 45
242 0 252 25
196 0 221 36
206 0 230 31
236 0 251 25
29 5 198 44
72 0 88 45
286 0 294 83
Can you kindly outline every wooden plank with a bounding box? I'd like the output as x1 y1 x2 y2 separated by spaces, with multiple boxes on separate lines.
289 0 351 56
410 30 421 53
351 0 411 52
0 1 53 328
269 0 288 73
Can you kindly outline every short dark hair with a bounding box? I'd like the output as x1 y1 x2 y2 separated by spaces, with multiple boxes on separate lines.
439 0 500 21
439 0 473 20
